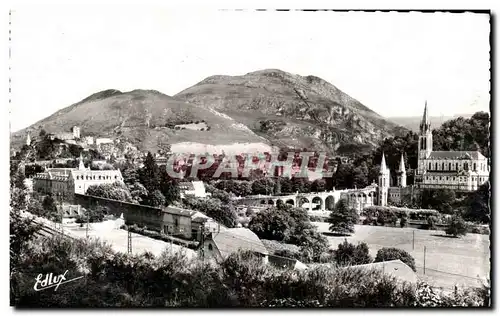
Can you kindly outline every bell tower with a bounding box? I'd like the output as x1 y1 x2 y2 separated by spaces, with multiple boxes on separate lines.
397 153 407 188
378 153 390 206
417 101 433 178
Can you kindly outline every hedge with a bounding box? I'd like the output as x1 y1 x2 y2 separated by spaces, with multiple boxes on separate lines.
362 206 439 220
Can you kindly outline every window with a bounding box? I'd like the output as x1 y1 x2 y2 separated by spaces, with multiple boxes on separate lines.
442 162 445 170
429 162 431 169
449 163 451 170
208 244 213 251
464 163 468 170
456 163 459 170
435 163 438 170
474 163 476 171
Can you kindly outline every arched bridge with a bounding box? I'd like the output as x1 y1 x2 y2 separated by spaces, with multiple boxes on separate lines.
234 185 379 212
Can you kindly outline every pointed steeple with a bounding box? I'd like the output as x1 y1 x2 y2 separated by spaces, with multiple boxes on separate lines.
399 153 406 173
379 152 388 174
420 100 431 133
78 153 85 170
26 133 31 146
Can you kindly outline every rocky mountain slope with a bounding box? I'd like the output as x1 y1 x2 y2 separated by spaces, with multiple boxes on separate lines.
11 69 406 155
10 89 268 153
175 69 406 153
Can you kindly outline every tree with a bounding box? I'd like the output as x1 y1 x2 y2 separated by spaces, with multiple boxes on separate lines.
464 182 490 224
129 182 148 203
445 215 468 237
327 200 359 235
39 129 47 137
311 179 326 192
248 207 295 241
147 190 166 207
86 182 135 203
251 178 275 195
292 177 311 193
421 189 456 214
333 240 372 266
374 247 417 272
42 195 58 214
139 152 160 193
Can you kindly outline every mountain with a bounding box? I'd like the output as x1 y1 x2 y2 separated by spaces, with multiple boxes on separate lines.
389 114 474 132
11 69 407 156
10 89 268 154
175 69 406 154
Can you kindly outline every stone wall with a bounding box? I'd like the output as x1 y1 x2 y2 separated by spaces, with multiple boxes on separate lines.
74 194 163 231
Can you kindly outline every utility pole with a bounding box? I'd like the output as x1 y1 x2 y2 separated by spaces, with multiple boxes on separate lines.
59 193 64 236
413 230 415 250
127 228 132 254
423 246 427 275
200 223 206 263
85 206 89 239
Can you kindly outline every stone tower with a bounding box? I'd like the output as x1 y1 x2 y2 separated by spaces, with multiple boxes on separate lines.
72 126 81 139
417 101 433 178
378 152 390 206
397 153 407 188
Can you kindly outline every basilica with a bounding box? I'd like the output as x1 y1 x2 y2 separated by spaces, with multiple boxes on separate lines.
376 102 489 207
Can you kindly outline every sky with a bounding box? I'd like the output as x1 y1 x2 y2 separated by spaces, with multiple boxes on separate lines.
9 9 491 132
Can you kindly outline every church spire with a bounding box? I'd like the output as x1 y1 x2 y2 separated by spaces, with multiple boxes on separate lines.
78 153 85 170
420 100 431 134
379 152 388 174
399 153 406 173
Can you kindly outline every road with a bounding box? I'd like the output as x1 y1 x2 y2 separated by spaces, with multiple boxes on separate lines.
21 211 196 259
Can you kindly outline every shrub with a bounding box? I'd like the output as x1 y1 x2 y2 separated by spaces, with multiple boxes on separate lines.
445 215 468 237
374 247 417 272
377 212 387 226
363 215 374 226
400 217 408 228
427 215 438 230
333 239 372 266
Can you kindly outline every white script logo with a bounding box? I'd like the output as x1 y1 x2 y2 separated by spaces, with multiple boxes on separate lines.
33 270 84 292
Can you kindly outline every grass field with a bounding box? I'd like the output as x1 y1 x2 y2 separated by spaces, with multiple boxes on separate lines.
312 222 490 290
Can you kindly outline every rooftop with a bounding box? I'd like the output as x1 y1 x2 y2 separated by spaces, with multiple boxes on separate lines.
210 228 268 259
428 151 485 160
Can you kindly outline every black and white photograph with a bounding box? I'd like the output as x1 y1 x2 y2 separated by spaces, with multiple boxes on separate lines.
7 6 492 308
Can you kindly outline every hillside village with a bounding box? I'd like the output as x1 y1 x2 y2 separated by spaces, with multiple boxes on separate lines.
10 98 491 298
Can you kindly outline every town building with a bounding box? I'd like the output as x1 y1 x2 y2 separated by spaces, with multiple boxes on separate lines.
415 102 489 191
179 181 210 199
199 228 269 263
32 154 123 199
162 206 220 240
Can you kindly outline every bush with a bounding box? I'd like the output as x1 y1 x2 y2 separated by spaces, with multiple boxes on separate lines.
363 215 374 226
374 247 417 272
333 239 372 266
445 215 468 237
427 215 438 230
400 217 408 228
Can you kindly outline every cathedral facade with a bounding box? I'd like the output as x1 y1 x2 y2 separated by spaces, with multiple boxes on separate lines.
414 102 489 192
375 102 489 208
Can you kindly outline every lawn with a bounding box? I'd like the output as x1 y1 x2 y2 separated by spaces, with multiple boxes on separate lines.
312 222 490 290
